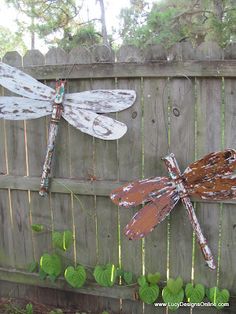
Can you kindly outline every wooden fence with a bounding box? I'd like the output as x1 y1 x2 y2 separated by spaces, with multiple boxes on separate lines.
0 42 236 314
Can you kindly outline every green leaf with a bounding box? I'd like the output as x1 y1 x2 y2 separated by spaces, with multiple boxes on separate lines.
147 272 161 284
39 267 47 280
138 275 147 287
64 265 86 288
209 287 230 309
139 283 159 304
25 303 33 314
167 277 183 294
123 271 133 285
185 283 205 303
40 253 62 278
162 286 184 311
28 261 38 273
52 230 73 251
31 224 44 232
116 267 124 277
93 264 117 287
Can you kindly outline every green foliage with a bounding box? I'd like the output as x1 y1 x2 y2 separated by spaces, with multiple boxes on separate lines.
40 253 62 278
64 265 86 288
52 230 73 251
137 274 160 304
137 275 147 287
208 287 230 309
31 223 44 232
162 277 184 311
147 272 161 284
0 25 26 58
123 271 133 285
58 24 101 52
27 261 38 273
139 284 159 304
25 303 33 314
185 283 205 303
93 264 117 287
118 0 236 48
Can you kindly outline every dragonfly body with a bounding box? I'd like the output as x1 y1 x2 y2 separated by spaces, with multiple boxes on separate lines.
111 149 236 269
0 62 136 195
39 81 65 196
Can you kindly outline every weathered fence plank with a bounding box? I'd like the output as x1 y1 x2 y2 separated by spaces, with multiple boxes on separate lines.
169 77 195 283
219 78 236 292
143 78 169 282
194 78 222 290
117 74 143 313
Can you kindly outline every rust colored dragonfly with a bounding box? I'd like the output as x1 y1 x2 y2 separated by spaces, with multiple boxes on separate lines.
0 62 136 196
110 149 236 270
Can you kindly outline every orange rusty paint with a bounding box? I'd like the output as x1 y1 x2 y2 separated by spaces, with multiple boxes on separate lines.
110 149 236 269
110 177 172 207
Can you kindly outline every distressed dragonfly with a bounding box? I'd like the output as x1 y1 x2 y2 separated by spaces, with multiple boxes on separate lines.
0 62 136 196
110 149 236 270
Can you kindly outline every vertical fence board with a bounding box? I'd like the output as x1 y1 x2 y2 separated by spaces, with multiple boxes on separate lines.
91 77 120 312
23 53 52 263
219 78 236 293
117 77 143 313
169 78 195 283
142 78 169 314
4 56 33 270
194 78 222 289
67 78 97 272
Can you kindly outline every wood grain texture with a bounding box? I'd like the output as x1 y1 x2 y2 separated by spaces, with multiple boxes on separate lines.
117 76 143 313
18 61 236 81
90 75 119 312
194 78 222 288
219 78 236 292
67 77 97 274
143 78 169 282
169 78 195 282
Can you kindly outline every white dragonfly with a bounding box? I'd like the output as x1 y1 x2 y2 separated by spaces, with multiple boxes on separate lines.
0 62 136 196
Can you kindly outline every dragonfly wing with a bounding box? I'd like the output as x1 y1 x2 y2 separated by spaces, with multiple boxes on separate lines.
64 90 136 113
188 177 236 200
183 149 236 187
124 189 179 240
0 62 55 100
62 108 127 140
0 97 52 120
110 177 173 207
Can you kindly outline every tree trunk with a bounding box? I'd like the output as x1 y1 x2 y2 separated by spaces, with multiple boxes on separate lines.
97 0 109 46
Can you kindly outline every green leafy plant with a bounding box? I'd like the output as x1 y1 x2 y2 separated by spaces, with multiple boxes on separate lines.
31 224 44 232
147 272 161 284
27 261 38 273
123 271 133 285
64 265 86 288
25 303 33 314
137 274 159 304
162 277 184 311
93 264 117 287
40 253 62 281
52 230 73 251
185 283 205 303
208 287 230 309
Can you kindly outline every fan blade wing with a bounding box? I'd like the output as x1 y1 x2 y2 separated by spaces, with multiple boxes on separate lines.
62 108 127 140
0 97 52 120
124 189 179 240
0 62 55 100
64 90 136 113
110 177 173 207
183 149 236 186
188 177 236 200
